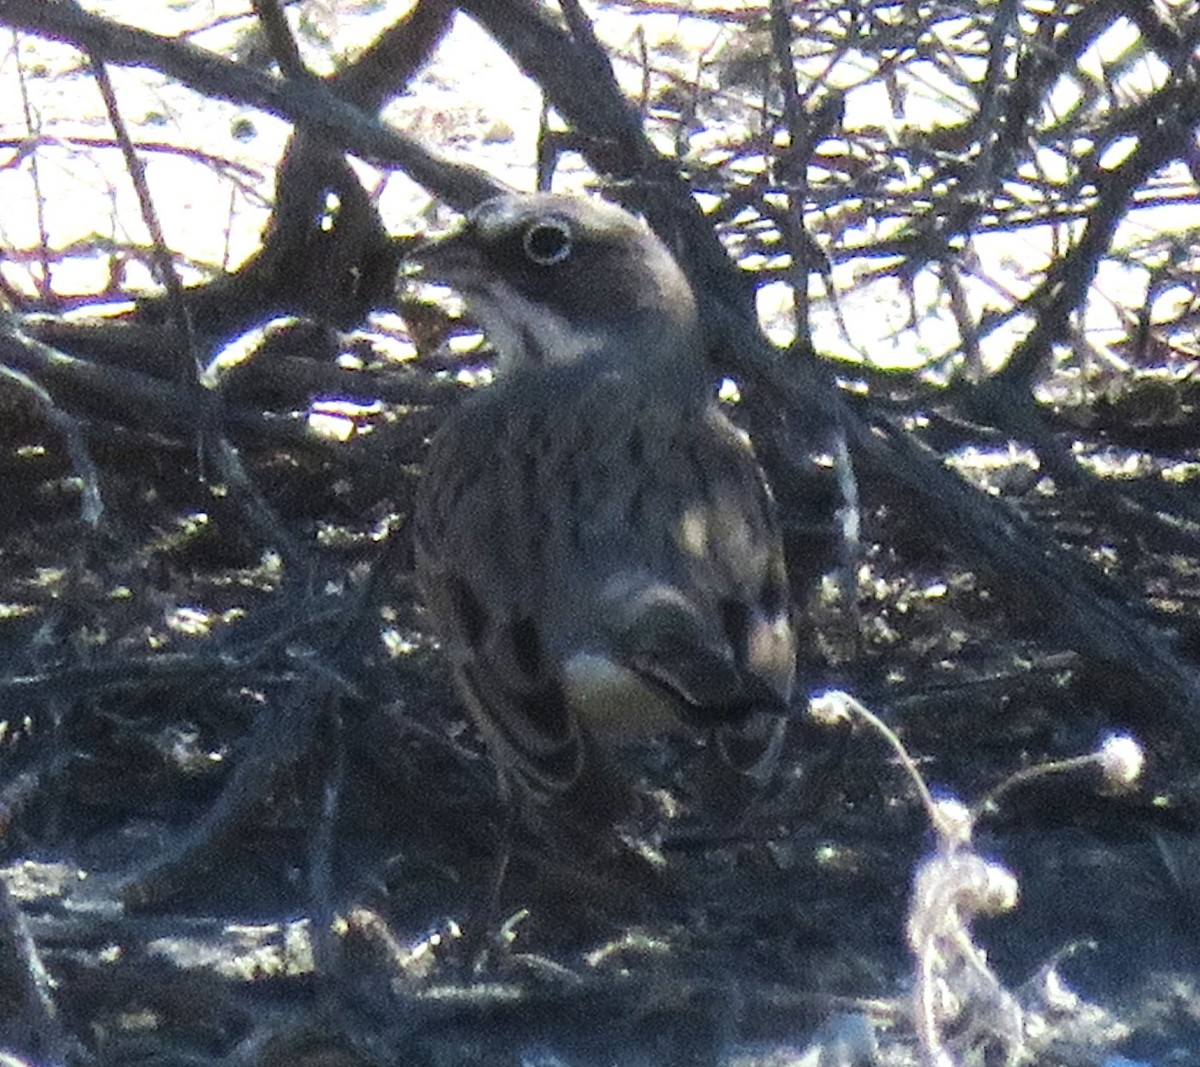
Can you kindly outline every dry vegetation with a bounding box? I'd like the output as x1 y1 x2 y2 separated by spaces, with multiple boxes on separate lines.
0 0 1199 1064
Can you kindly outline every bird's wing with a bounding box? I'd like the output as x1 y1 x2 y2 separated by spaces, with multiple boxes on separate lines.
607 396 797 779
682 405 796 701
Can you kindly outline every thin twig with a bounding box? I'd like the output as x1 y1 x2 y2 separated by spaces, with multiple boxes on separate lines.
0 361 102 527
11 28 51 303
86 53 194 375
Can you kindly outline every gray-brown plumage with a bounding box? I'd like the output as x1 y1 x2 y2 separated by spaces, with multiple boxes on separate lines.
408 193 795 834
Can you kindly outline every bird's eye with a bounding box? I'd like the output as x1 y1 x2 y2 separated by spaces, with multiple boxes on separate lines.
522 219 573 265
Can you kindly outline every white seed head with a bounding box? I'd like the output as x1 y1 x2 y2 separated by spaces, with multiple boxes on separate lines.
1096 732 1144 792
808 689 853 727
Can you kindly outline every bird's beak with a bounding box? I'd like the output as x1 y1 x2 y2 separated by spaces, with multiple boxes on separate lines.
401 228 487 293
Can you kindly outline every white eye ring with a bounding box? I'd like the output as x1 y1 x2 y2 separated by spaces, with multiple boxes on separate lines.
522 218 573 265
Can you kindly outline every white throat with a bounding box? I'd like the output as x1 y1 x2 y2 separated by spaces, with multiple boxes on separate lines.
467 285 607 374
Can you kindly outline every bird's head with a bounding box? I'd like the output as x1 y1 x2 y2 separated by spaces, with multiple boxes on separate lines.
405 193 702 376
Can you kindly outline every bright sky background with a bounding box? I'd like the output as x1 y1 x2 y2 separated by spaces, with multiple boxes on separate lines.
0 2 1194 382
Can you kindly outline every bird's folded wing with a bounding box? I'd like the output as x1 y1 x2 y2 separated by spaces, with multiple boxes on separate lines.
632 403 797 702
638 405 796 779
